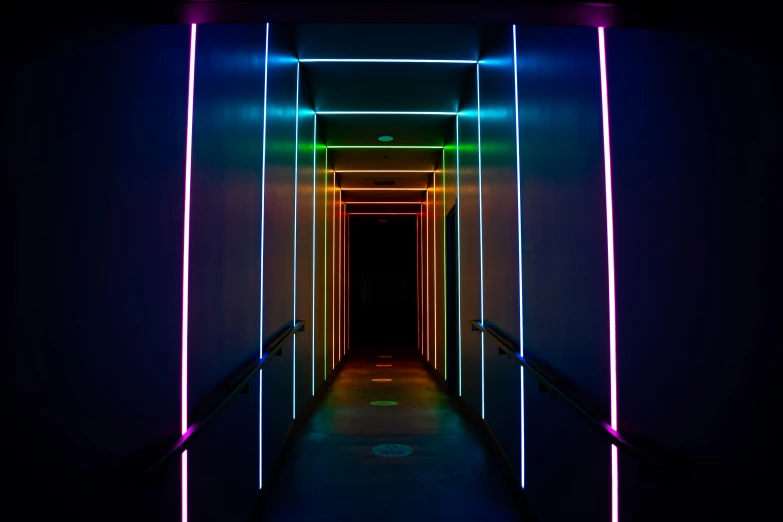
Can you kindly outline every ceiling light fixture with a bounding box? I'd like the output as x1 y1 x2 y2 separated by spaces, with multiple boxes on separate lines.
378 135 394 142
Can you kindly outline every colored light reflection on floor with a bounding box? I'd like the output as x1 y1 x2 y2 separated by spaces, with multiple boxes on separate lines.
372 378 393 382
376 364 393 367
370 401 398 406
378 355 393 358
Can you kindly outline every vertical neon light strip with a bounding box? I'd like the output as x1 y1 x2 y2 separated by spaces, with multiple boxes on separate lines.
312 116 317 396
258 22 270 490
433 170 437 370
420 207 424 354
442 149 447 380
332 172 336 369
338 191 342 361
456 115 462 396
477 63 486 419
598 26 619 522
416 213 420 353
426 184 430 362
180 23 197 522
292 62 300 419
324 148 328 380
512 24 526 488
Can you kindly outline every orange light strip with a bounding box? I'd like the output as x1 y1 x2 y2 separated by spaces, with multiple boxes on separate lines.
345 202 421 204
348 212 418 215
336 170 434 173
340 188 427 191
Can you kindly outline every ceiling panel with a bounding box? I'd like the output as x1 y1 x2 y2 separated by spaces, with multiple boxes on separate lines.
302 61 473 112
320 113 454 147
295 23 482 60
329 148 440 171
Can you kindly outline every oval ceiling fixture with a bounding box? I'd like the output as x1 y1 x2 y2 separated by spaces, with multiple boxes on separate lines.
378 135 394 142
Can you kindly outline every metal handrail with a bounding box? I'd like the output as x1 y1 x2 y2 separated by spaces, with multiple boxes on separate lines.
470 319 661 471
144 320 306 479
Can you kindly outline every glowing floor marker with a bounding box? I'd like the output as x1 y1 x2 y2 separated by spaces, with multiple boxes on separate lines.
292 61 300 420
259 21 270 490
312 116 317 396
300 58 476 64
456 116 462 396
598 26 619 522
512 24 526 489
180 23 197 522
477 62 486 419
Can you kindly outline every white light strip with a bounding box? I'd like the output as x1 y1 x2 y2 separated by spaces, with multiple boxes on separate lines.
312 116 317 396
258 21 270 490
477 62 486 420
512 24 526 489
317 111 456 115
292 62 300 420
598 27 619 522
181 23 197 522
300 58 477 64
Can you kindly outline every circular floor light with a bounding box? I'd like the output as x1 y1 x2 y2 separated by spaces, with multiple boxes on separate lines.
378 135 394 142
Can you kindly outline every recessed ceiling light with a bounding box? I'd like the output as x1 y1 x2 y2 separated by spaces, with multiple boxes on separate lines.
378 135 393 142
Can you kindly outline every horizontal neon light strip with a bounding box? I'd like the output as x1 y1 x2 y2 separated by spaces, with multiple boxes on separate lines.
300 59 476 63
350 213 418 215
340 188 427 191
345 202 422 204
317 111 456 115
337 170 434 173
328 146 443 149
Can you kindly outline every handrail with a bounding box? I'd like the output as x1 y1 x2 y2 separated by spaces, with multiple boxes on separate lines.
470 319 662 471
144 320 306 479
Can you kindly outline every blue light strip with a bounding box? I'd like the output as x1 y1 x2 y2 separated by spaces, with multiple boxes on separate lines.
300 58 477 64
292 62 300 420
456 116 462 397
312 116 317 396
512 24 525 488
316 111 456 116
259 21 270 490
477 62 486 420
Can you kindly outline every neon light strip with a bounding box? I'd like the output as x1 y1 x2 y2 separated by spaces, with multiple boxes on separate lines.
512 24 525 488
317 111 456 116
180 23 197 522
345 202 422 204
349 212 418 215
442 149 446 380
338 191 342 363
426 183 430 362
292 62 300 420
327 145 443 149
456 115 462 396
477 62 486 419
300 58 476 64
598 26 619 522
259 21 270 490
332 175 336 370
416 214 420 355
340 188 427 191
312 116 317 396
337 170 434 173
433 171 437 370
324 148 328 381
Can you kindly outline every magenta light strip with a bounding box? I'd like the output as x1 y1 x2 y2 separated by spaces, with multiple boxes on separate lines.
598 27 619 522
180 23 197 522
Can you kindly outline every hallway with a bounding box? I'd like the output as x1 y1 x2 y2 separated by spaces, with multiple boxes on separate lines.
259 346 519 522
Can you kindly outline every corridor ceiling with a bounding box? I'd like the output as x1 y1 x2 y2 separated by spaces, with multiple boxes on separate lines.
296 23 481 206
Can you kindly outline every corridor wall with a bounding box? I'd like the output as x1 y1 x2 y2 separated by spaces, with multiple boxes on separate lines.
7 25 190 521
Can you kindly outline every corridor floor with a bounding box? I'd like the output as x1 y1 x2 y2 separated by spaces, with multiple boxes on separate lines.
259 345 521 521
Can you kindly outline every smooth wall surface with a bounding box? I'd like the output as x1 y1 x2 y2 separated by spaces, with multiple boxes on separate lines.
606 27 780 521
516 26 611 521
8 25 190 521
187 24 269 521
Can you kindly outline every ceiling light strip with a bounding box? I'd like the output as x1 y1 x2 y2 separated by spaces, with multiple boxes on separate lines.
300 59 476 64
340 187 427 191
328 145 443 149
336 170 434 173
349 212 418 215
317 111 456 115
345 202 421 204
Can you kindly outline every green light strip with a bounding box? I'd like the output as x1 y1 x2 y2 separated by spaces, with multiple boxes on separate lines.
327 145 443 149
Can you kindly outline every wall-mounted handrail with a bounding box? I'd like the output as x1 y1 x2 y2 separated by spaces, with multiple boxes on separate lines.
144 320 306 479
470 319 662 472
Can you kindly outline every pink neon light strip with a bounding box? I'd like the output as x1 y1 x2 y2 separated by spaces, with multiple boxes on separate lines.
181 23 197 522
598 27 619 522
